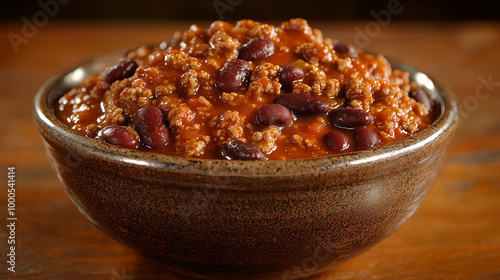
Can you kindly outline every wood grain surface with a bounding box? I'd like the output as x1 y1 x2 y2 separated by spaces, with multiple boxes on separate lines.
1 20 499 280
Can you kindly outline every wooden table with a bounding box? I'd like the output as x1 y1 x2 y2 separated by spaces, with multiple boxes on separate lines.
1 20 499 279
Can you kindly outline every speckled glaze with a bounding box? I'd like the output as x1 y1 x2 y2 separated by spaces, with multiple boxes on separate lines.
33 51 458 280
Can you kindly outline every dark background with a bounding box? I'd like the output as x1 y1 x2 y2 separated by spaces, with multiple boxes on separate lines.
1 0 498 22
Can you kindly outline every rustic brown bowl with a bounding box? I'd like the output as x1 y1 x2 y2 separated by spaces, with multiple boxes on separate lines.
33 50 458 280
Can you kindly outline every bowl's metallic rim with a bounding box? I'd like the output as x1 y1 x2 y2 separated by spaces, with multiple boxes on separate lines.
33 49 458 177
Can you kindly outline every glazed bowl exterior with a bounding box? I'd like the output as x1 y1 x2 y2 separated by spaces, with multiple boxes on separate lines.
33 50 458 280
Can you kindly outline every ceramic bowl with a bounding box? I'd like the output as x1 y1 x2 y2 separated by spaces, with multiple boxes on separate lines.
33 50 458 280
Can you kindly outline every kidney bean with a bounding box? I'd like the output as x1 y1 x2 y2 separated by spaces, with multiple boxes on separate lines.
104 59 138 83
238 37 275 61
409 89 431 111
255 104 293 127
333 42 358 58
354 127 379 151
323 131 350 152
329 108 373 129
278 65 304 91
222 140 265 161
132 106 170 149
99 125 140 149
215 59 251 93
274 94 330 116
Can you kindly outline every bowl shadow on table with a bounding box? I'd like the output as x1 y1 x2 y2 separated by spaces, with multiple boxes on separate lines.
128 256 199 280
129 254 344 280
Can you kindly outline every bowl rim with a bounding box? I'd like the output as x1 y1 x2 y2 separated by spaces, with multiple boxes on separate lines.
33 49 458 177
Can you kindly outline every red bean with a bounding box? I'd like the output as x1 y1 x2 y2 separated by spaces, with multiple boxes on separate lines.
222 140 265 161
255 104 293 127
99 125 140 149
354 127 379 151
333 42 358 58
329 108 373 129
132 106 170 149
409 89 431 111
323 131 350 152
215 59 251 93
278 65 304 91
274 94 330 116
238 37 275 61
104 59 138 83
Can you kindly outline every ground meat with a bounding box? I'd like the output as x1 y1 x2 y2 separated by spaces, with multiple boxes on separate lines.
324 79 341 98
231 20 259 42
281 18 317 42
209 30 241 59
391 69 411 92
251 126 281 154
295 42 334 64
345 77 374 111
292 82 312 95
248 63 282 100
180 69 200 96
220 92 253 108
248 23 278 40
175 125 209 157
189 96 212 110
164 51 202 72
168 106 210 156
210 110 245 145
154 82 177 98
291 134 304 147
337 57 354 72
181 24 209 46
306 64 327 84
207 21 232 36
157 95 182 111
375 82 403 107
168 106 195 127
